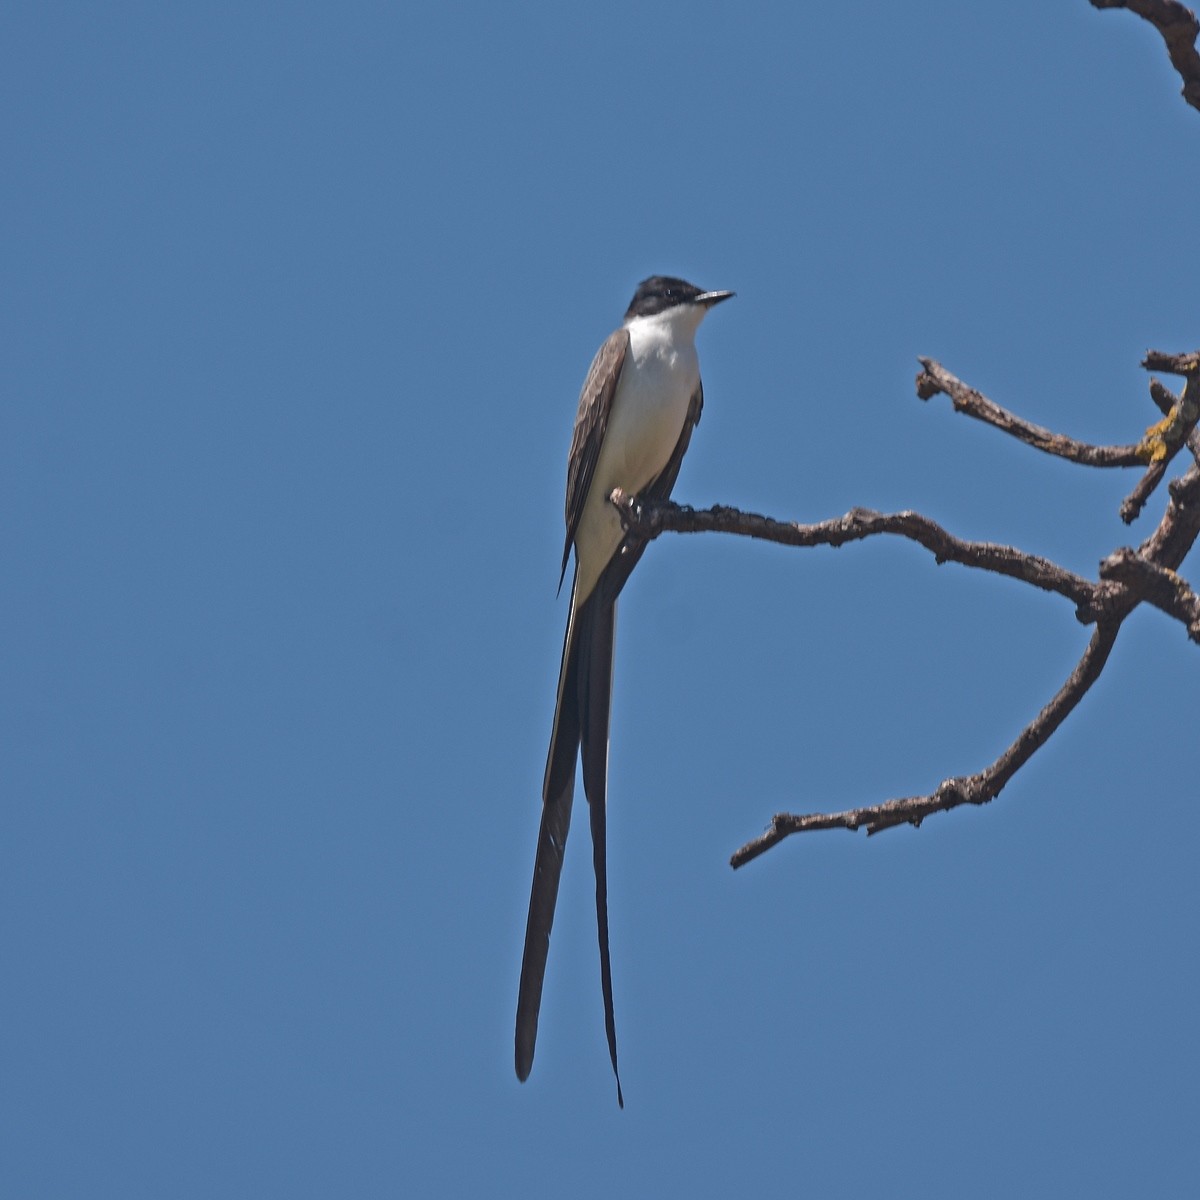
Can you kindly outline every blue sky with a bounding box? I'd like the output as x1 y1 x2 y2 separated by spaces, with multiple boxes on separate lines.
3 2 1198 1196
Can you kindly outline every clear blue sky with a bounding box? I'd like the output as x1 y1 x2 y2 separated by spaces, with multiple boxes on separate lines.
4 3 1198 1196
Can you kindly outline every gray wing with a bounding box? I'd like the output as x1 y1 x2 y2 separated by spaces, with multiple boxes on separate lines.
560 328 630 589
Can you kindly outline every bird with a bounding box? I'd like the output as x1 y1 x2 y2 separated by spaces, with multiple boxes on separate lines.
515 275 734 1106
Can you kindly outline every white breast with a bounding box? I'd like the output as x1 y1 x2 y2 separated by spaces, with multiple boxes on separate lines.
573 307 703 603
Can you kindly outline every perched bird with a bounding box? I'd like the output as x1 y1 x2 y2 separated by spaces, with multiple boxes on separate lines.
516 275 734 1106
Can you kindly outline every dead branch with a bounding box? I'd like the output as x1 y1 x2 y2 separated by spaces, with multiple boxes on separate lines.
728 621 1122 866
915 356 1200 524
1090 0 1200 113
915 359 1145 468
609 493 1096 611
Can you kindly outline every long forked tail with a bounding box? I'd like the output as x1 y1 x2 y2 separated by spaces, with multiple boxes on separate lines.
578 596 622 1107
515 583 624 1107
515 580 583 1083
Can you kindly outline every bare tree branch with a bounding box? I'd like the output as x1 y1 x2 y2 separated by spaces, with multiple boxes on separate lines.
1090 0 1200 113
915 359 1145 467
916 356 1200 525
1120 461 1172 523
1135 461 1200 565
610 492 1096 611
1143 349 1200 375
729 621 1123 867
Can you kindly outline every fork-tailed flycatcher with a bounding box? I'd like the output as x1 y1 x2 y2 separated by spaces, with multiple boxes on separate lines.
515 275 734 1106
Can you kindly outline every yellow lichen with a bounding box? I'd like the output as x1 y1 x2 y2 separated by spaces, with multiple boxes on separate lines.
1137 413 1173 464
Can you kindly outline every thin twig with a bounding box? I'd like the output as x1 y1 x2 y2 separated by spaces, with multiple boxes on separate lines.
1121 461 1173 523
1137 462 1200 567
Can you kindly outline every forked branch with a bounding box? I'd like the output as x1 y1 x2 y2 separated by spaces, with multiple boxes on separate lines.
612 352 1200 866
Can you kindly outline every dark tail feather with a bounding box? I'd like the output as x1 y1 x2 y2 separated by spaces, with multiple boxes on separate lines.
515 579 583 1082
579 597 623 1108
515 778 574 1081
